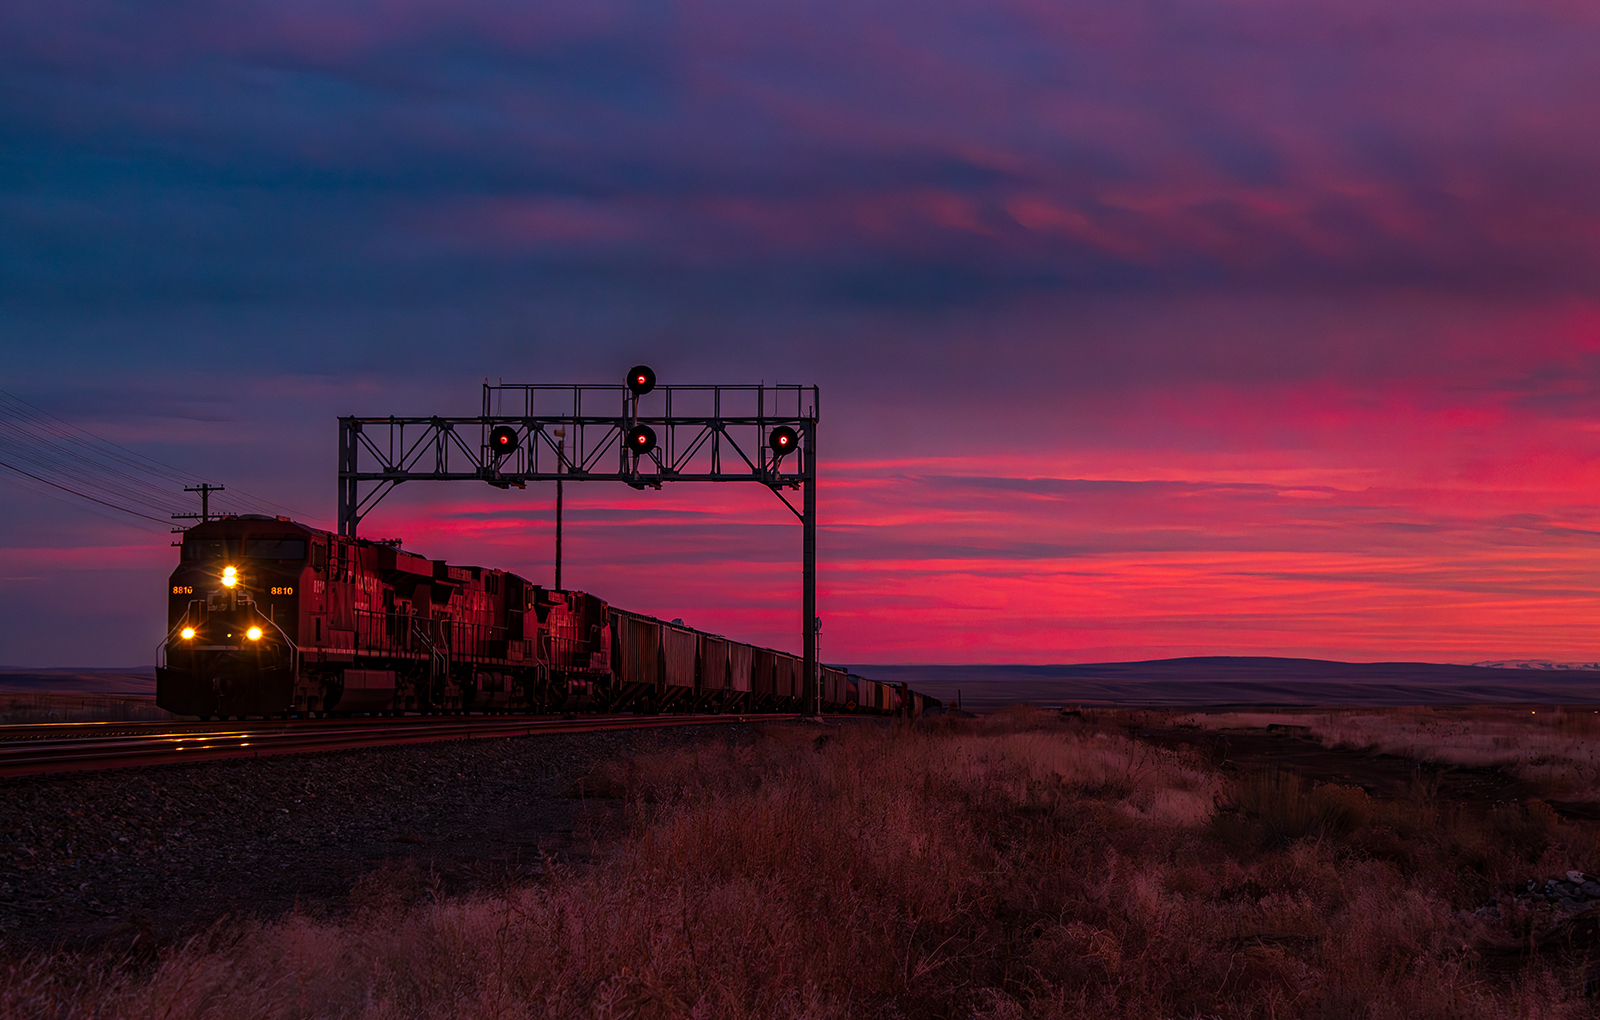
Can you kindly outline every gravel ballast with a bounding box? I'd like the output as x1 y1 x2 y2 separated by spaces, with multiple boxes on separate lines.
0 722 765 951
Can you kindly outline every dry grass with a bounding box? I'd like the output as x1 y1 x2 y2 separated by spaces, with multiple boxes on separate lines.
0 692 171 724
3 709 1597 1018
1178 706 1600 797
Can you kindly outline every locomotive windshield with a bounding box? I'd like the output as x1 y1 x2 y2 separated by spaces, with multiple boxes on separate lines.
181 539 227 561
244 538 306 560
181 537 306 561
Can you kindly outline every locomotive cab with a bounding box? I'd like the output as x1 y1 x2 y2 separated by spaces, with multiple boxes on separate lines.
157 516 311 718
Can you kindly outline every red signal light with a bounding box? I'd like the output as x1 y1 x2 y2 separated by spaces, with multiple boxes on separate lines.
626 365 656 396
769 425 798 456
627 424 657 455
488 425 519 453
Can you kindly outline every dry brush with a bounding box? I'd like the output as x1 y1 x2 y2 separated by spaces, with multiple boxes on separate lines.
3 709 1596 1018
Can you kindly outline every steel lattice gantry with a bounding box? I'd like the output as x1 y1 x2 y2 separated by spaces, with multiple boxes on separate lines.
337 378 822 712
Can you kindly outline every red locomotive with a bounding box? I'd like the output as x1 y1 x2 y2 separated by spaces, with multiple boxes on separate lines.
157 515 931 720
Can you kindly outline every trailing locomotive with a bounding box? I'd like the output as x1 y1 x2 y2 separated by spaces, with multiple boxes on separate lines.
157 516 933 721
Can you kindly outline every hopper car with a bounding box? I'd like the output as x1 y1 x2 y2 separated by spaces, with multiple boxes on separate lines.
157 516 936 721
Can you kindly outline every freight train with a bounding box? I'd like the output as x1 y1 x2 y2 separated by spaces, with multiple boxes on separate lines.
157 515 934 721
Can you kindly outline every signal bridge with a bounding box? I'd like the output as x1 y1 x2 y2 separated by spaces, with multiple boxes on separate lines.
337 367 822 713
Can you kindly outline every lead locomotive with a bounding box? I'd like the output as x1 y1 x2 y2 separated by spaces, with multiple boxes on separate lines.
158 516 922 720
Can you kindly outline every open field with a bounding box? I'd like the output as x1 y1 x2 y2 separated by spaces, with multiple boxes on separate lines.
0 692 170 725
0 669 156 697
1171 705 1600 805
6 708 1600 1018
860 658 1600 709
0 671 166 723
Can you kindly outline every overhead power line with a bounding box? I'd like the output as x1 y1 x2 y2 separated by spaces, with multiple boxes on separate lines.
0 389 324 528
0 457 175 525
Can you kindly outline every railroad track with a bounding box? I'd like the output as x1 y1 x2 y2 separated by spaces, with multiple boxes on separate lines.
0 713 802 777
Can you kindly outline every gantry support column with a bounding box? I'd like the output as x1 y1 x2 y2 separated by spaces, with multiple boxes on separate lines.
803 419 817 718
338 417 359 537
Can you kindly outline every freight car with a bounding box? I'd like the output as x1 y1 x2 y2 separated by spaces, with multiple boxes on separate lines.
157 516 934 721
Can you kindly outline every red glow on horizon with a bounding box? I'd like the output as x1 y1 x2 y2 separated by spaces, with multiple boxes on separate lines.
12 306 1600 667
354 376 1600 666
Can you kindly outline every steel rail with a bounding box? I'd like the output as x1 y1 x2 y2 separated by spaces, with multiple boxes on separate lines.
0 713 801 777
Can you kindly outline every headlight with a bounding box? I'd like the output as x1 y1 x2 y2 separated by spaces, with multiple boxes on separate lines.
246 626 262 641
180 627 195 640
221 566 238 588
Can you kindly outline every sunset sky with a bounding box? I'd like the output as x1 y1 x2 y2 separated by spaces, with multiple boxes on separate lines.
4 0 1600 667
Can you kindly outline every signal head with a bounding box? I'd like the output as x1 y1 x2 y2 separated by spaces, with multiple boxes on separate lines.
626 365 656 396
768 425 799 456
488 425 519 454
626 424 657 456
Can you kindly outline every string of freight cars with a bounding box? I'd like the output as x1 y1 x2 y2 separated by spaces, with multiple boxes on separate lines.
159 514 937 721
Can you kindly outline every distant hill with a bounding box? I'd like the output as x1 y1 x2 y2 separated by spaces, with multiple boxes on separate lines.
844 657 1600 709
0 668 156 696
1471 659 1600 671
11 657 1599 708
